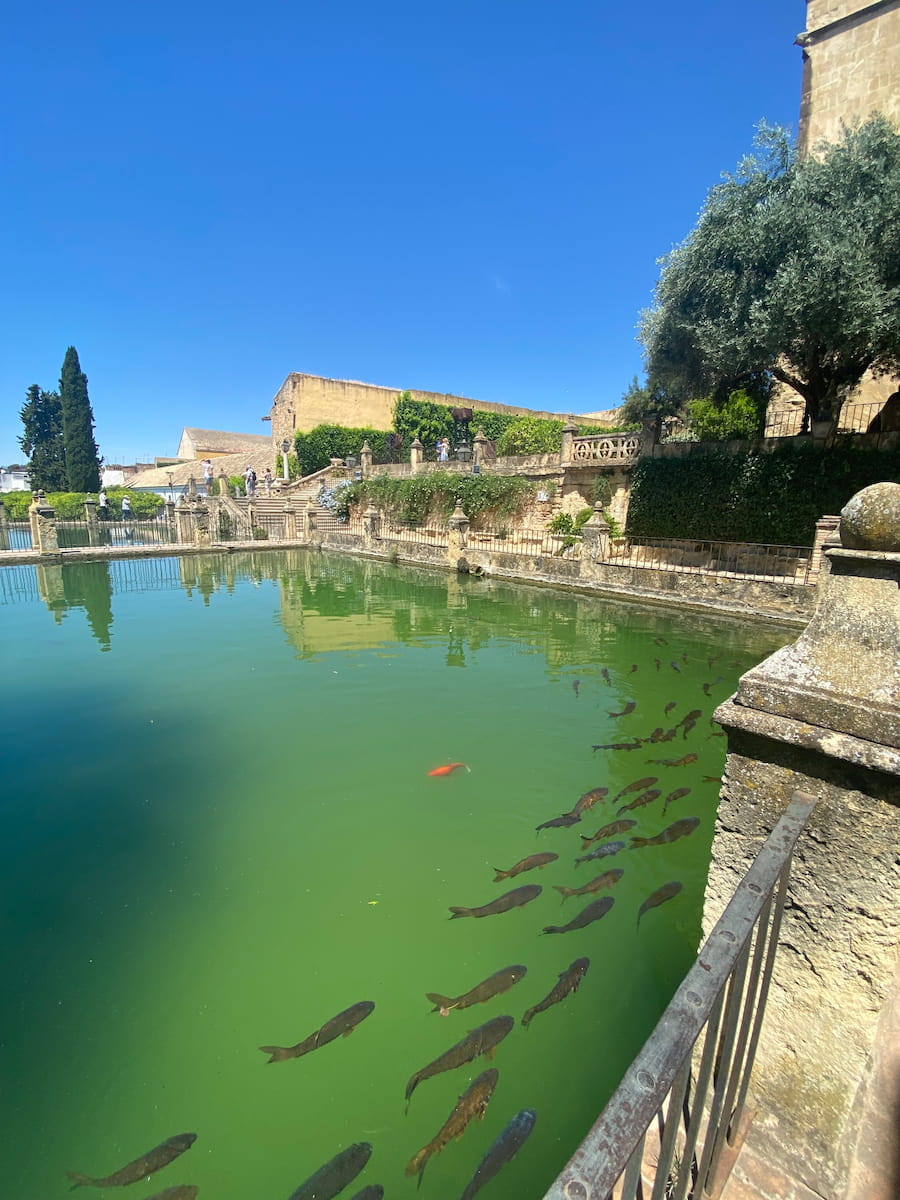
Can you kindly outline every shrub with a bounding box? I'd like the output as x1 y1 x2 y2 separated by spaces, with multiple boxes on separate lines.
496 418 565 456
687 389 766 441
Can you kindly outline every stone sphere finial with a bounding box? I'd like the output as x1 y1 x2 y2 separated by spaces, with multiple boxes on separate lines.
839 482 900 552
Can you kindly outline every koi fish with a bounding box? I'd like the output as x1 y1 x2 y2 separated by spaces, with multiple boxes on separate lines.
493 853 557 882
637 880 683 928
631 817 701 848
522 958 590 1028
405 1016 514 1110
608 701 636 718
406 1070 499 1186
66 1135 197 1190
450 886 542 919
427 763 470 777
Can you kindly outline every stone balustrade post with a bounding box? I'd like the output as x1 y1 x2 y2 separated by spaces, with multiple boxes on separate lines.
703 481 900 1200
363 505 380 544
283 502 297 539
175 496 194 543
247 500 257 538
473 427 488 470
0 500 8 551
410 437 424 474
360 440 373 478
165 499 177 539
193 500 211 547
306 505 318 538
29 491 59 554
83 496 101 546
447 500 470 561
580 502 610 563
560 421 577 466
810 514 841 590
639 415 661 457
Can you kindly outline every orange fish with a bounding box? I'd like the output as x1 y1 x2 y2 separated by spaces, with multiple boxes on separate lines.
427 762 469 777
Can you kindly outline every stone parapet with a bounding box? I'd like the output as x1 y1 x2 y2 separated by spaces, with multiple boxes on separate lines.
704 483 900 1199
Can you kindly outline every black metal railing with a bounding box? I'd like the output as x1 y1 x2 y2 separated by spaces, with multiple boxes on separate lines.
605 538 813 584
543 790 817 1200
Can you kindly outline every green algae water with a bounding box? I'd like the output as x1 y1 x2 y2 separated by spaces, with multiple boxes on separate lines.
0 551 793 1200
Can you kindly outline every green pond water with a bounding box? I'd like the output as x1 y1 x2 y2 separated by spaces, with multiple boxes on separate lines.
0 551 793 1200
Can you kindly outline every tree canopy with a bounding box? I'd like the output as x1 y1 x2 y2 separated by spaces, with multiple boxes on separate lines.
58 346 101 492
18 384 67 491
641 116 900 428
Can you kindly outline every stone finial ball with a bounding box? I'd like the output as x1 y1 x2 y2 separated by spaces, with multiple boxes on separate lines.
839 482 900 552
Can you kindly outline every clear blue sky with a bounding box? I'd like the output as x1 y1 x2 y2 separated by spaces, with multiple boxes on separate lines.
1 1 806 466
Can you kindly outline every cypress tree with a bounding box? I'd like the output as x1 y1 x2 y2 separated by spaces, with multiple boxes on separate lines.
19 384 67 491
59 346 101 492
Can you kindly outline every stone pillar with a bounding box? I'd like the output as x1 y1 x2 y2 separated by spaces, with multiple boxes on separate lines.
580 502 610 563
217 469 229 497
639 415 662 457
186 474 198 500
247 500 257 536
410 437 424 474
175 497 194 543
283 503 297 540
473 427 488 470
360 440 373 478
363 504 380 544
0 500 8 551
560 421 578 466
83 497 101 546
306 505 318 537
810 513 841 589
29 491 59 554
193 500 211 547
165 499 177 540
447 500 470 561
703 482 900 1200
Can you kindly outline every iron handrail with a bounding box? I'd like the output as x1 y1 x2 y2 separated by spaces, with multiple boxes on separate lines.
543 790 818 1200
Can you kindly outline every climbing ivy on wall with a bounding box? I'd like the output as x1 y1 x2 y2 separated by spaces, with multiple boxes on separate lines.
625 443 900 546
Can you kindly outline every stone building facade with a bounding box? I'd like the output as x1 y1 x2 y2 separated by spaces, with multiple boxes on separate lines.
798 0 900 153
266 372 610 450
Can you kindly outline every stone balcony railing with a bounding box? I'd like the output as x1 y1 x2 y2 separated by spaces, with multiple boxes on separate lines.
570 432 642 464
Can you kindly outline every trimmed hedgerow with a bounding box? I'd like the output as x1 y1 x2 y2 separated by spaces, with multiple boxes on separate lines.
625 442 900 546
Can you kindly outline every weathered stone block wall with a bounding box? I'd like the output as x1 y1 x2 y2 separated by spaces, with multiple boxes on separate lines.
703 484 900 1199
269 373 598 446
705 725 900 1197
800 0 900 153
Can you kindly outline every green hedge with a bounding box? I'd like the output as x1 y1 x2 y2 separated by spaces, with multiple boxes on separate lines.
392 392 634 458
293 425 395 476
626 443 900 546
0 489 163 520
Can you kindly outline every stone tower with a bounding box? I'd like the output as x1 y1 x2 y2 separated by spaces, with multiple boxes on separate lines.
797 0 900 155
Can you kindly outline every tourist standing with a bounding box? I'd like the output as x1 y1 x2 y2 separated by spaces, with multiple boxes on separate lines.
243 465 256 497
263 467 273 494
203 459 214 492
121 495 132 518
438 438 450 462
98 489 109 520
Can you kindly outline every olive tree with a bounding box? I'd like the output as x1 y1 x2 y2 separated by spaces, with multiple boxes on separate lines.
641 116 900 430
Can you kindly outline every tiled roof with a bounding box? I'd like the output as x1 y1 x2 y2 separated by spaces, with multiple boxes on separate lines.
128 448 276 489
182 428 272 452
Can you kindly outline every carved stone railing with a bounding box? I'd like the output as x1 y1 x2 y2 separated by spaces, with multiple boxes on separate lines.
571 432 642 464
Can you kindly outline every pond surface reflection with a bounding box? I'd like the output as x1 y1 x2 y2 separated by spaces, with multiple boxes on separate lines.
0 551 792 1200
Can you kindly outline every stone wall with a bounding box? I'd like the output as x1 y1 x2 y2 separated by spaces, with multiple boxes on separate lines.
702 483 900 1199
268 372 600 446
799 0 900 153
